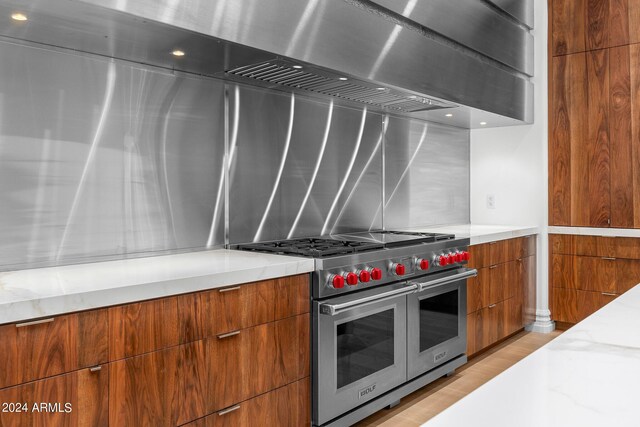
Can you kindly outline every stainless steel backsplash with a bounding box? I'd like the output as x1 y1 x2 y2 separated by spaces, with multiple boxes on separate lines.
0 41 469 270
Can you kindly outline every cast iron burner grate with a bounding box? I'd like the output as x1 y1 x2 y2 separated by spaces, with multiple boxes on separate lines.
237 238 384 258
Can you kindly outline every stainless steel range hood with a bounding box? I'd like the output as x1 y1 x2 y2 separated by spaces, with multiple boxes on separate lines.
0 0 533 128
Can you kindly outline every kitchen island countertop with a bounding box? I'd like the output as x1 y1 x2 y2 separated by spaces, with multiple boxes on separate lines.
423 284 640 427
404 224 538 245
0 249 314 325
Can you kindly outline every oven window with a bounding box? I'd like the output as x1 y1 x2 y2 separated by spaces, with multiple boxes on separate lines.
419 289 459 352
336 309 394 389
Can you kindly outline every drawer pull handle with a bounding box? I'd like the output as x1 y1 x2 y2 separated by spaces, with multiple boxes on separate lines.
602 292 617 296
217 330 241 339
488 304 497 308
89 366 102 373
602 257 616 261
15 318 54 328
218 405 241 416
219 286 241 293
489 265 498 269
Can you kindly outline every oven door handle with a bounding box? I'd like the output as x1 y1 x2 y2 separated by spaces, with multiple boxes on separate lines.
319 284 418 316
411 268 477 292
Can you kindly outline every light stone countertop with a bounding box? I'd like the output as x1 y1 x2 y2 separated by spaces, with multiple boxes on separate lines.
423 284 640 427
403 224 539 245
0 249 314 325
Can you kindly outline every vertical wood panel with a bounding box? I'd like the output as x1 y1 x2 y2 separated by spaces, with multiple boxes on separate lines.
630 44 640 226
610 45 634 227
582 49 611 226
551 53 588 225
586 0 611 50
629 0 640 44
552 0 587 55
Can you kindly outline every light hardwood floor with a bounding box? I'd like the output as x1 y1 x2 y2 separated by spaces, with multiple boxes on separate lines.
355 330 562 426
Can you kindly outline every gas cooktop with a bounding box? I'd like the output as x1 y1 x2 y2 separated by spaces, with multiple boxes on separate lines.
236 230 455 258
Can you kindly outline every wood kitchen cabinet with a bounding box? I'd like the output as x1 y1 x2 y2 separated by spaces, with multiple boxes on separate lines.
0 273 311 427
0 366 108 427
550 1 640 228
466 236 536 356
0 309 108 389
550 235 640 324
181 378 310 427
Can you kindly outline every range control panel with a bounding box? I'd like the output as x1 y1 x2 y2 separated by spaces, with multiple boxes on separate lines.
318 248 470 295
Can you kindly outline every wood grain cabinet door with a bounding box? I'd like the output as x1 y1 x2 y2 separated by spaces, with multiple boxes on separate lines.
109 341 217 427
178 274 309 343
207 313 310 413
109 297 179 361
550 51 611 227
0 366 108 427
0 310 108 389
181 378 310 427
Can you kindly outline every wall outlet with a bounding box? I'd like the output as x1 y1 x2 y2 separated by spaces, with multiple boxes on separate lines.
486 194 496 209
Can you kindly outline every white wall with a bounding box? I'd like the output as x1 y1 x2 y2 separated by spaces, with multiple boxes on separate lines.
469 1 553 331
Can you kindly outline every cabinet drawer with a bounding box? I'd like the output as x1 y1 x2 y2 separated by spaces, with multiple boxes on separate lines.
615 237 640 259
109 297 179 360
110 345 197 427
181 378 310 427
615 258 640 294
552 288 618 324
468 239 509 269
551 254 617 293
0 310 108 389
0 365 108 427
509 236 536 259
178 274 309 343
467 261 518 314
467 295 523 357
550 235 615 257
207 313 309 412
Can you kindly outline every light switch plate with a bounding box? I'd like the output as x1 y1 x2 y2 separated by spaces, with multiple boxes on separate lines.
486 194 495 209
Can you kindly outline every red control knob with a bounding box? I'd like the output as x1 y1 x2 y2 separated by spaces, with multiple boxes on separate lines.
439 256 448 267
371 268 383 281
447 254 456 264
394 263 406 276
346 272 358 286
332 275 345 289
419 259 429 270
359 270 371 283
462 251 470 261
454 252 463 262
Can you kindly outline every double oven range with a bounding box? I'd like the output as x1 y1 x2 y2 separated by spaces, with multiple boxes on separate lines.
238 230 477 427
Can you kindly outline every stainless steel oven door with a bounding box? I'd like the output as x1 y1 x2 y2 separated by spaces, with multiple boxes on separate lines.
313 283 417 426
407 268 477 380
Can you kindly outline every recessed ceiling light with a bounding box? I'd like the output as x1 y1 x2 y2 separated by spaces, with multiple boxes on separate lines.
171 50 185 57
338 77 348 81
11 12 27 21
480 121 487 126
292 65 303 69
376 87 386 91
445 113 453 117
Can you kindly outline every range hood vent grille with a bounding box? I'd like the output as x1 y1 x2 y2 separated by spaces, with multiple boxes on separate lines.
226 60 454 112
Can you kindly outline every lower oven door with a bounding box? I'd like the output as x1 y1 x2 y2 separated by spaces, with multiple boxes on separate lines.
407 268 477 380
314 283 417 426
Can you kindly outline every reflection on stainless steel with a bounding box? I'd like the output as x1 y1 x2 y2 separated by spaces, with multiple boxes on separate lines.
385 117 470 229
0 41 225 270
57 61 117 261
371 0 533 75
384 121 428 213
330 118 387 235
229 85 383 244
288 100 333 239
320 107 367 236
254 93 295 242
368 0 418 80
208 85 240 248
0 0 532 126
487 0 534 28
